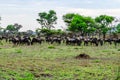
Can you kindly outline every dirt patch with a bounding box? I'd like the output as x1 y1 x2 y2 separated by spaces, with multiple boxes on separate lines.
40 73 52 77
75 53 90 59
33 73 53 78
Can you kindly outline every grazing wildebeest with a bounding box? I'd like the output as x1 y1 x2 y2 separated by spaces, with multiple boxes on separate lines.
51 36 62 44
75 37 82 46
113 38 120 46
90 38 99 46
66 37 76 45
10 37 20 45
10 36 31 45
1 36 8 42
104 38 112 45
65 36 82 46
20 36 31 45
31 37 44 45
98 39 104 46
84 38 89 46
45 36 52 44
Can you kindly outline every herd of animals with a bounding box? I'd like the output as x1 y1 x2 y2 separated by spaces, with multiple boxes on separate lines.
0 35 120 46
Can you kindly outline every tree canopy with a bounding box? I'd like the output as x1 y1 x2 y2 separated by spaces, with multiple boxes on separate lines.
36 10 57 30
0 11 120 38
95 15 114 39
63 13 75 26
63 14 117 38
6 23 22 34
63 14 96 36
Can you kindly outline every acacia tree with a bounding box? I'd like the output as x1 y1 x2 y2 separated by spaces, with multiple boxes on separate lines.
63 13 75 26
63 14 96 36
95 15 114 39
6 25 15 32
83 16 96 37
69 14 86 33
6 23 22 35
13 23 22 32
36 10 57 30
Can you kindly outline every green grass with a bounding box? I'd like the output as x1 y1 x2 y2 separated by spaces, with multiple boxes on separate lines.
0 41 120 80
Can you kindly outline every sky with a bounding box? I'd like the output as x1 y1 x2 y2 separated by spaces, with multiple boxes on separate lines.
0 0 120 31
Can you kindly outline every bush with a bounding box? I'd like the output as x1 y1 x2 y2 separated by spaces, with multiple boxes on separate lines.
93 59 101 63
15 49 22 53
40 28 65 36
48 46 55 49
118 49 120 51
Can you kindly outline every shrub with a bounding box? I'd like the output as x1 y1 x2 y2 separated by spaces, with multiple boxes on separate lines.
93 59 101 63
15 49 22 53
48 46 55 49
118 49 120 51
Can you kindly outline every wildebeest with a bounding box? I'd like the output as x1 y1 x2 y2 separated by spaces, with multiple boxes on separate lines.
66 36 82 46
113 38 120 46
98 39 104 46
20 36 31 45
104 38 112 45
10 37 20 45
90 38 99 46
9 36 31 45
31 37 44 45
51 36 62 44
84 38 89 46
45 36 52 44
0 33 119 47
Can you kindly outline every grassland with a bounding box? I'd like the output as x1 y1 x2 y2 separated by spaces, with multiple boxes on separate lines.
0 41 120 80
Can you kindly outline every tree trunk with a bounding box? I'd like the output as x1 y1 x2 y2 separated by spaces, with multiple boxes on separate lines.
99 33 101 39
103 34 106 40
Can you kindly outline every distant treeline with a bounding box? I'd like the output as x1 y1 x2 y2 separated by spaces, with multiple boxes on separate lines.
0 10 120 39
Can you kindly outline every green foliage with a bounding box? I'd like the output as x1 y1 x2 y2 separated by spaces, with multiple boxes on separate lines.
116 24 120 33
0 70 34 80
0 41 3 45
37 10 57 30
48 46 55 49
95 15 114 25
15 49 22 53
115 67 120 80
118 49 120 51
69 14 86 32
93 59 101 63
40 28 64 36
13 23 22 31
63 13 75 26
65 14 96 35
95 15 114 39
6 25 16 32
6 23 22 33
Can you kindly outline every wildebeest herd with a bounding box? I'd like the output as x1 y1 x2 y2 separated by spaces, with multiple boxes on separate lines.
0 35 120 46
